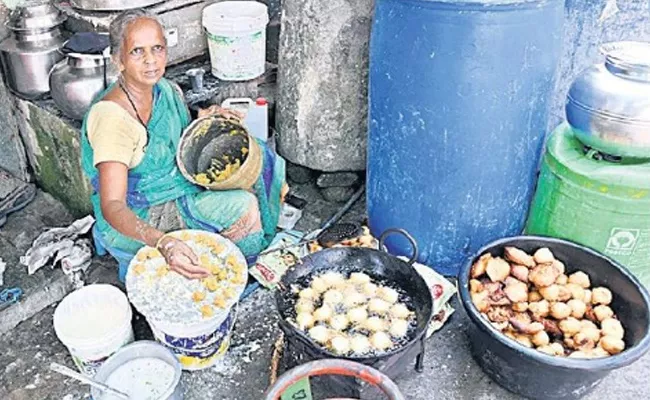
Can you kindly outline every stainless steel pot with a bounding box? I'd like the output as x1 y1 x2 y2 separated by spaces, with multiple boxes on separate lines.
6 2 66 33
566 41 650 158
90 340 183 400
70 0 166 11
0 2 67 100
50 51 119 120
0 29 67 99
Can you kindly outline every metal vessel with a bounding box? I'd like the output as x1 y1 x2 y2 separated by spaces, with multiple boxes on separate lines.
5 3 66 31
70 0 166 11
566 41 650 158
90 341 183 400
0 3 67 99
50 51 118 120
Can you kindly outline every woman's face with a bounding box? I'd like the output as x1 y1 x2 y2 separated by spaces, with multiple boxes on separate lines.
117 18 167 88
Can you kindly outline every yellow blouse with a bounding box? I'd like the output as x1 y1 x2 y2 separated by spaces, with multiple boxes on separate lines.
86 101 148 169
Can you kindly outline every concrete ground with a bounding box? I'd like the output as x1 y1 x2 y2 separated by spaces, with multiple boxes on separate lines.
0 191 119 335
0 182 648 400
1 294 648 400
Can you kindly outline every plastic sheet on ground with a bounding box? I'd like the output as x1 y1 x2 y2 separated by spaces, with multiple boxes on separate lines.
249 231 303 289
398 256 457 337
20 215 95 276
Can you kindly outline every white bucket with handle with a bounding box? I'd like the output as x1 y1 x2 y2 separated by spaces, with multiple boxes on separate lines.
53 284 134 377
202 1 269 81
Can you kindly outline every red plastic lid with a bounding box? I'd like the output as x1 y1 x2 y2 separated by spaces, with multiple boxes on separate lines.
256 97 267 106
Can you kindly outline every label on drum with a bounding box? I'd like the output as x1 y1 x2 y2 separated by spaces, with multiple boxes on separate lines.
604 228 650 257
281 377 313 400
604 228 650 284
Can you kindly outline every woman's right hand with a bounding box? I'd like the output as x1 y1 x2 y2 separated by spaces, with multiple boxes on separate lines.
157 236 210 279
281 183 290 204
198 105 244 120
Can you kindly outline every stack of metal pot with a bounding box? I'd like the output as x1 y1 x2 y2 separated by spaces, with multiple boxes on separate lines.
50 44 119 120
0 3 68 100
566 41 650 158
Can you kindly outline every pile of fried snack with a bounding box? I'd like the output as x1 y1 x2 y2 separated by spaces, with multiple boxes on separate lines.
293 271 415 355
470 247 625 358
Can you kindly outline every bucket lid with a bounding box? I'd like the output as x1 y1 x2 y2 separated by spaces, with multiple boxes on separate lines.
202 1 269 33
53 284 132 347
7 3 66 32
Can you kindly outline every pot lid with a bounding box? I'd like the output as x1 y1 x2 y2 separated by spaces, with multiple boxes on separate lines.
62 33 110 56
7 3 67 32
66 48 111 61
65 47 113 69
601 41 650 80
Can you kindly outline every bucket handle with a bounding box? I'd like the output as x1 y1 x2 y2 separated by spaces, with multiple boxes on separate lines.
379 228 419 266
263 359 406 400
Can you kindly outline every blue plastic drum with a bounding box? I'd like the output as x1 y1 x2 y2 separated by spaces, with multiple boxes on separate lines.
367 0 565 275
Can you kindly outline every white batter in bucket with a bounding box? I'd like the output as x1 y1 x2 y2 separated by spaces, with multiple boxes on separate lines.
102 357 175 400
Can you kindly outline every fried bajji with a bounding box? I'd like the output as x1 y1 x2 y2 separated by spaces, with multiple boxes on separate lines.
470 246 625 359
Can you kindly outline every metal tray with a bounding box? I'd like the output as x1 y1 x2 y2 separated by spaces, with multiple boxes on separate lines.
69 0 166 11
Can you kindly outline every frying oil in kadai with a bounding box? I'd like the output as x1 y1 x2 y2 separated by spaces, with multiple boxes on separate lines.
102 358 175 400
286 270 418 356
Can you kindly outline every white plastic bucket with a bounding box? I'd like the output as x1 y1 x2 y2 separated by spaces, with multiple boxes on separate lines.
202 1 269 81
53 284 134 377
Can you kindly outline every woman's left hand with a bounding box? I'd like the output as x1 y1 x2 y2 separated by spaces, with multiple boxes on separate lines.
198 105 244 120
281 183 290 204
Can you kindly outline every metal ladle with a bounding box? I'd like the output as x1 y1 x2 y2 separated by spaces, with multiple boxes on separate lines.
50 362 130 399
257 184 367 257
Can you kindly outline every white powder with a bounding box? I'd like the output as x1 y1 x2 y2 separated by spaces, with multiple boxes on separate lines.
102 358 176 400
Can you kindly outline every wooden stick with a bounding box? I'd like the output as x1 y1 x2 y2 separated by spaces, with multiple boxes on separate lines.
269 333 285 385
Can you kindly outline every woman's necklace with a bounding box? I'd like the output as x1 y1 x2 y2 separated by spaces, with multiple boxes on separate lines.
119 80 150 151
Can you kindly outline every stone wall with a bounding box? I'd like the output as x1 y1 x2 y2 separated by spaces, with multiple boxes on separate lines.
15 100 92 216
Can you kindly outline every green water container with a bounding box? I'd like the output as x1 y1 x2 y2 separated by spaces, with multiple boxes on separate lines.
526 123 650 288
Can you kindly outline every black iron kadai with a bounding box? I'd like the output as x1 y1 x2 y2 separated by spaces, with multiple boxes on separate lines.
275 229 434 396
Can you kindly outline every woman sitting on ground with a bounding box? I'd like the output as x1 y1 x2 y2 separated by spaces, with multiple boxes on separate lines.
81 9 287 280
